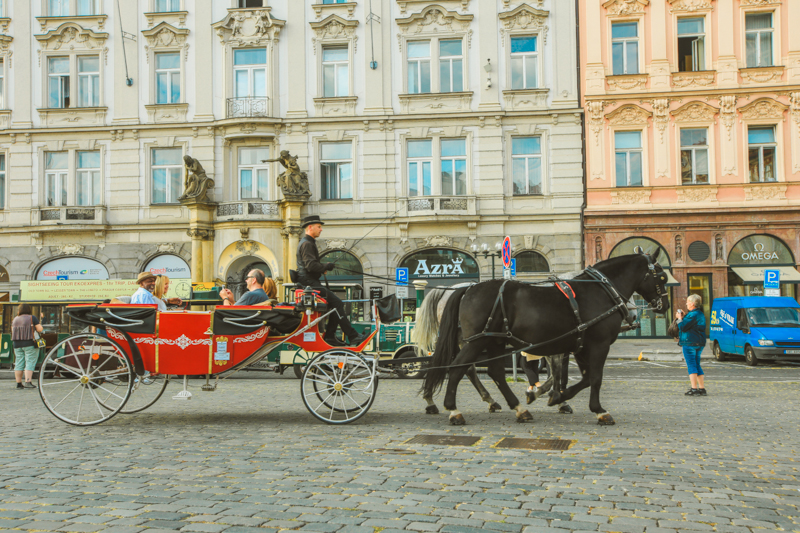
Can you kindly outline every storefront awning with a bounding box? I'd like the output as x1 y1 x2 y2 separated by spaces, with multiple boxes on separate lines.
730 266 800 285
665 270 680 286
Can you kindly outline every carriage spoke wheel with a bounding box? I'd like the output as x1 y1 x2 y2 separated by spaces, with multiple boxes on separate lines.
38 334 132 426
301 350 378 424
99 372 169 414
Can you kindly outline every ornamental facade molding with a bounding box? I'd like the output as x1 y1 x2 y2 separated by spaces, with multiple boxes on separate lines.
610 189 651 205
667 0 713 14
310 15 359 54
586 100 611 146
606 104 652 126
424 235 453 247
398 0 472 16
671 101 718 123
676 187 717 203
739 0 780 6
498 4 549 46
56 244 85 256
322 239 348 250
606 74 648 91
602 0 650 16
740 66 784 85
718 95 737 140
396 5 473 40
744 184 787 201
35 22 109 66
213 8 285 47
142 22 189 63
671 71 716 88
739 97 788 121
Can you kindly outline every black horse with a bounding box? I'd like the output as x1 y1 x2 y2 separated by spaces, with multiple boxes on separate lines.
421 253 670 426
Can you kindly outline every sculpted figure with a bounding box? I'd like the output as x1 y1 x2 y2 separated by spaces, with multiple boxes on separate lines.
263 150 311 197
179 155 215 203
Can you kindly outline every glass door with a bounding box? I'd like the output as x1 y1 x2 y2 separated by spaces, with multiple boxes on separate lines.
688 274 712 335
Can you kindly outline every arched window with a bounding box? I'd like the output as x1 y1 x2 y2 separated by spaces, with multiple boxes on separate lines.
728 234 794 266
609 237 671 267
514 251 549 273
320 250 363 282
36 257 109 280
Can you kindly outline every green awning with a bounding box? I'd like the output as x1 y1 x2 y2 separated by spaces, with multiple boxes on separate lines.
730 266 800 285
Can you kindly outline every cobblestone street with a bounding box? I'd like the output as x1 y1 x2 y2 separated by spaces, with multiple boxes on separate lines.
1 361 798 533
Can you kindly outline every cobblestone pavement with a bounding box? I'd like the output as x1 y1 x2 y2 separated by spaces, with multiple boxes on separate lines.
1 361 798 533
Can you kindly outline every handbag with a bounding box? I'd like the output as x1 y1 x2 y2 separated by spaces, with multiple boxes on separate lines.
32 317 46 349
667 318 680 339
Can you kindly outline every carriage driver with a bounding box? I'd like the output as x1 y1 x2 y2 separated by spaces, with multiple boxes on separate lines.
297 215 368 347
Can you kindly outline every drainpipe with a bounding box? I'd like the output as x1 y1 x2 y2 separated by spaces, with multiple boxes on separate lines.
575 0 588 269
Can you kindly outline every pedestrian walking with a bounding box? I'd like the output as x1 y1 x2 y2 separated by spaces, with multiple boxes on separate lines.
11 304 44 390
677 294 707 396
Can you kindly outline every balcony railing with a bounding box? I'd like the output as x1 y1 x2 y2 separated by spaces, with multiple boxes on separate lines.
38 206 105 224
404 196 476 216
227 97 269 118
216 201 280 220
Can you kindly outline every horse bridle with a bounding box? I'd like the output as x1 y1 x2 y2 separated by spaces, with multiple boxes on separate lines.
640 255 669 311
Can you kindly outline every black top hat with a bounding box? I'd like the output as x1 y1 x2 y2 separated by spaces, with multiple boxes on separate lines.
301 215 325 228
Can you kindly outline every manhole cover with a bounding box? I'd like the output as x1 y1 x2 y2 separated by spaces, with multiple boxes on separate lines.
368 448 417 455
404 435 482 446
493 438 575 451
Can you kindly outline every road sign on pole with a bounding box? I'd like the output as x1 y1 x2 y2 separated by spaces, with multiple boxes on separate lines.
510 258 516 278
396 286 409 299
765 269 780 297
502 236 511 269
396 267 408 285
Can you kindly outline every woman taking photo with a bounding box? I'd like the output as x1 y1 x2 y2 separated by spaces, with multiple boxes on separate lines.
676 294 707 396
11 304 44 389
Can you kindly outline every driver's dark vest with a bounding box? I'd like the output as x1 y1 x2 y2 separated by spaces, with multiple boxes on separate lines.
296 234 319 284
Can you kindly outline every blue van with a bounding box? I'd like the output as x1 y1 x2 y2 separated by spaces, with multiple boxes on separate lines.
709 296 800 366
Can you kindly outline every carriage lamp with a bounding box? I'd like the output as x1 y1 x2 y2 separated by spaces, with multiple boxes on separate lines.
301 287 316 315
472 241 507 280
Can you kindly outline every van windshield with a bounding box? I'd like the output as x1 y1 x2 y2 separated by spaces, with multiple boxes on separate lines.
745 307 800 328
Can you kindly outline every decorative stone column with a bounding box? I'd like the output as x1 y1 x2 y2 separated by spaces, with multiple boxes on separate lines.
280 198 305 281
183 198 216 283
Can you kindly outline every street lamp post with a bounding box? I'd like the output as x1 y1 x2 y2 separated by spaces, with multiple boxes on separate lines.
471 242 504 280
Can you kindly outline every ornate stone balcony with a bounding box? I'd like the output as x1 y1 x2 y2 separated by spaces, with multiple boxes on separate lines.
402 195 476 216
216 201 281 221
226 97 270 119
37 206 106 225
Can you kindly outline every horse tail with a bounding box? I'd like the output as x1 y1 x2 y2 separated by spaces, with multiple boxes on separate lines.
411 287 449 357
422 286 470 396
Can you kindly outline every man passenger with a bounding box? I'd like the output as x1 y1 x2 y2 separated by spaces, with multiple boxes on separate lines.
219 269 275 306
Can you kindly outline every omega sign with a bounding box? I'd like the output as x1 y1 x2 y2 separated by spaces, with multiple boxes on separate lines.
741 243 780 262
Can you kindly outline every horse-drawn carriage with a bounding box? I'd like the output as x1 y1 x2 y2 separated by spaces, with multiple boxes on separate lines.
37 288 386 426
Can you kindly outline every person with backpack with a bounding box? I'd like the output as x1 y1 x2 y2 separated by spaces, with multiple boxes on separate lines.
11 304 44 390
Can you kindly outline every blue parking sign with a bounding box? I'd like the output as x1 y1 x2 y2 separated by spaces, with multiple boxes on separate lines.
510 258 516 277
764 269 780 289
396 267 409 286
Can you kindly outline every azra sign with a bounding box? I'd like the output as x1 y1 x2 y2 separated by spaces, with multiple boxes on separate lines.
413 258 465 277
741 243 780 262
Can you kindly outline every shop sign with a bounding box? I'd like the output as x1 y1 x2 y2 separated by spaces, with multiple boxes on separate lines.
21 279 192 302
401 249 479 280
144 254 191 278
36 257 109 281
728 235 794 266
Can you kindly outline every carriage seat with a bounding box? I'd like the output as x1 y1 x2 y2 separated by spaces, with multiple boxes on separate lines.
67 304 157 334
213 307 301 336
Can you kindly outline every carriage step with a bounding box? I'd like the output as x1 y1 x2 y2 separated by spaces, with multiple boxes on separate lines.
172 375 193 400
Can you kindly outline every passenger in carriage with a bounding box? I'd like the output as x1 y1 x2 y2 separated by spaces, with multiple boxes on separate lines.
130 272 158 305
219 269 278 306
153 275 183 311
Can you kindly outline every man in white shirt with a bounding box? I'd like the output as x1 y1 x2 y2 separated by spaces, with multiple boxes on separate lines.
130 272 159 307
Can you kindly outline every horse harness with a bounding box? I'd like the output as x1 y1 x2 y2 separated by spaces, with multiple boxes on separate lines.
463 265 652 356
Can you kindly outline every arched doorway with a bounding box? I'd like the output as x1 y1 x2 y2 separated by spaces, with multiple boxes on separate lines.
610 237 675 338
225 257 273 301
319 250 365 322
514 251 550 274
400 248 480 289
728 234 799 300
36 257 110 280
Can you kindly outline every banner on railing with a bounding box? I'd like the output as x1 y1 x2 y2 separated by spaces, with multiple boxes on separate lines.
21 279 192 302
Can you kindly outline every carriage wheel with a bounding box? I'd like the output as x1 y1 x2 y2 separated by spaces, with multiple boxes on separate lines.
99 372 169 414
38 334 132 426
301 350 378 424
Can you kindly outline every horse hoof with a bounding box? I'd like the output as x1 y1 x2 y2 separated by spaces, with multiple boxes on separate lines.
516 410 533 423
425 405 440 415
525 391 535 405
597 413 616 426
488 402 502 413
449 414 466 426
558 404 573 415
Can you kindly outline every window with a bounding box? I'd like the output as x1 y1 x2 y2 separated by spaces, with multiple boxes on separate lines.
441 139 466 196
748 127 776 183
510 36 538 89
78 56 100 107
680 129 709 185
677 17 705 72
0 154 5 210
154 0 180 12
439 40 463 92
76 151 101 206
320 142 353 200
239 147 270 200
234 48 266 98
745 13 773 67
48 57 70 109
49 0 69 16
239 0 264 6
515 251 549 273
611 22 639 75
322 46 349 97
45 152 68 207
151 148 183 204
78 0 97 15
0 59 4 109
322 0 348 3
407 41 431 94
407 140 432 197
155 52 180 104
615 131 643 187
511 137 542 195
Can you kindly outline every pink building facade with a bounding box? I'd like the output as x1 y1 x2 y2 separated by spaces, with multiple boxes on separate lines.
580 0 800 337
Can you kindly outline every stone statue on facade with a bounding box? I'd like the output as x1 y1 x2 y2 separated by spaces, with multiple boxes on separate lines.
675 235 683 263
263 150 311 198
179 155 214 203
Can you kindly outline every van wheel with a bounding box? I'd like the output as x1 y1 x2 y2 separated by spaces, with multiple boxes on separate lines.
396 349 426 380
713 342 726 362
744 345 758 367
